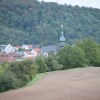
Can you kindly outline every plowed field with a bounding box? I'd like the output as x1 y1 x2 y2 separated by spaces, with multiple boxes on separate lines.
0 67 100 100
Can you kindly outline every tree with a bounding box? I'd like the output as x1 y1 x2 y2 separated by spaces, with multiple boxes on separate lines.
9 60 37 84
57 45 87 69
76 39 100 66
0 60 38 92
0 71 20 92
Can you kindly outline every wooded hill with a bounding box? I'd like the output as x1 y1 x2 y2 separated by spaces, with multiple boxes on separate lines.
0 0 100 45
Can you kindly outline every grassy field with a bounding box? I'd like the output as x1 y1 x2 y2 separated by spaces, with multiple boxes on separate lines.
27 73 47 86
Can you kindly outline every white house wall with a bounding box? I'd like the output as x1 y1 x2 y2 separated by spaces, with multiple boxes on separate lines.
5 44 15 54
23 50 38 58
22 45 29 50
31 50 37 57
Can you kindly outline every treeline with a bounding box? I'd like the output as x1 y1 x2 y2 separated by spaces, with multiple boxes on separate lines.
57 39 100 69
0 0 100 45
0 39 100 92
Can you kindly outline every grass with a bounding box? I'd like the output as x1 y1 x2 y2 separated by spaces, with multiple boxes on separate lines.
27 73 47 86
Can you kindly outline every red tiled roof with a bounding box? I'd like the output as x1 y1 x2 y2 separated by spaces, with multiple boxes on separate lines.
24 51 32 55
16 46 21 49
27 45 33 49
0 52 18 63
7 52 16 55
33 48 41 53
0 52 8 57
0 56 16 63
0 52 2 56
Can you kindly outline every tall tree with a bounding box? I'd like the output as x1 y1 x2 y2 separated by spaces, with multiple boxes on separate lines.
57 45 87 69
76 39 100 66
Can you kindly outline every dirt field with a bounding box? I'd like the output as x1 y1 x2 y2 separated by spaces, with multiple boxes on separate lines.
0 67 100 100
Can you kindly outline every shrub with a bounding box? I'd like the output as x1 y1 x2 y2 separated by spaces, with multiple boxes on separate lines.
0 71 20 92
0 60 38 92
35 56 48 73
45 55 63 71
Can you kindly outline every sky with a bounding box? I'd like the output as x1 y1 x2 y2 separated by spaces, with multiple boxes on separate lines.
40 0 100 9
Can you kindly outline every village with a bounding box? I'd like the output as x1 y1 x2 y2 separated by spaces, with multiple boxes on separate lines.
0 44 57 63
0 31 65 63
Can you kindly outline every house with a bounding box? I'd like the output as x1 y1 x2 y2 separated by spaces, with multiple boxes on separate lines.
41 45 58 57
0 44 15 54
5 44 15 54
27 45 33 50
0 45 6 52
22 45 33 50
33 48 41 55
16 51 24 57
23 49 38 60
23 48 41 59
0 51 24 63
22 45 29 50
24 51 34 58
0 56 16 63
0 52 16 63
8 52 23 62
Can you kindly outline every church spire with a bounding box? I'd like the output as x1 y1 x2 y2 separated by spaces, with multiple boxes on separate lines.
59 24 66 48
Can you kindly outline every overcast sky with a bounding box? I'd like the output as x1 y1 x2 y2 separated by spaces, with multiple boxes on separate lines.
41 0 100 9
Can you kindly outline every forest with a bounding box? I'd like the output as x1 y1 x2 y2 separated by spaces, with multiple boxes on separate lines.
0 0 100 45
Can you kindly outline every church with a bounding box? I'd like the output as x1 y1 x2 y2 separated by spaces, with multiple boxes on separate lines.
59 24 66 48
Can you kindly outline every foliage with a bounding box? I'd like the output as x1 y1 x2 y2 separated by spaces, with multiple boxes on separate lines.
0 60 38 92
0 0 100 45
45 55 63 71
76 39 100 66
35 54 63 72
9 60 37 85
0 71 20 92
35 56 48 73
96 44 100 66
57 45 87 69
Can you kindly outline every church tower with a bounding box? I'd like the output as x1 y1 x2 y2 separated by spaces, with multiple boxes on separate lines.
59 24 66 48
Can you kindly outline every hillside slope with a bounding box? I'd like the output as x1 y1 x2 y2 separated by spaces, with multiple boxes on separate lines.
0 0 100 45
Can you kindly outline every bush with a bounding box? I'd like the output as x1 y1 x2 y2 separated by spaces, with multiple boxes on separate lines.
0 60 38 92
45 55 63 71
0 71 20 92
35 56 48 73
51 60 63 71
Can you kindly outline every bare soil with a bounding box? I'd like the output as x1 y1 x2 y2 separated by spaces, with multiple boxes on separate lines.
0 67 100 100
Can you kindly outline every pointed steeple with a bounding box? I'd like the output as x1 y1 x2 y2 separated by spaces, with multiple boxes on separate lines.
59 31 65 42
59 24 66 48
